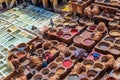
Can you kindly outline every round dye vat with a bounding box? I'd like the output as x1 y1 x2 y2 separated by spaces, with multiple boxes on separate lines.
109 30 120 37
71 29 78 34
110 48 120 55
56 56 64 64
106 77 116 80
109 21 118 27
99 45 108 50
63 26 70 31
68 75 79 80
57 30 64 36
87 25 96 32
85 64 92 69
70 21 77 26
84 39 92 44
105 37 115 42
49 63 57 69
92 53 100 60
56 43 66 52
98 42 110 51
18 43 27 49
50 48 58 55
74 36 83 41
83 60 94 69
51 40 58 45
86 20 94 26
17 53 25 58
115 39 120 44
94 63 103 71
62 60 72 68
56 67 65 74
56 25 63 29
41 68 50 75
63 34 71 39
32 74 42 80
73 36 84 44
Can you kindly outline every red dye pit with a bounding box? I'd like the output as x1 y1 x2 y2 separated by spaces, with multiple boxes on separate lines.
62 60 72 68
88 26 96 32
71 29 78 34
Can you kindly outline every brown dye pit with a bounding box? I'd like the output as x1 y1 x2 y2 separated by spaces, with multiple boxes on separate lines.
51 40 58 45
94 63 104 71
56 67 65 74
32 74 43 80
50 48 58 55
83 60 94 69
48 63 58 69
41 68 50 75
56 56 64 64
101 56 108 63
87 70 98 78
